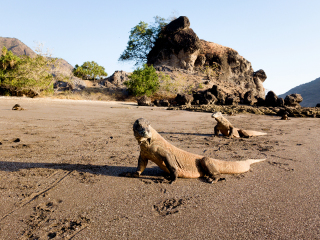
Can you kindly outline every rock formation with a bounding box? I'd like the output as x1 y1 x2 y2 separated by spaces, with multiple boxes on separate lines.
147 16 267 103
279 77 320 107
102 71 129 88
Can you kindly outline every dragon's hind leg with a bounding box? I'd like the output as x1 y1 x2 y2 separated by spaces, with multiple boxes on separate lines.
200 157 221 183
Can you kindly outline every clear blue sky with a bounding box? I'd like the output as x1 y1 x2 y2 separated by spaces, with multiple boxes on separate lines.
2 0 319 95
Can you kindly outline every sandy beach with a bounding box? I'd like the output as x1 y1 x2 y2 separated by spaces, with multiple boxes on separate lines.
0 97 319 239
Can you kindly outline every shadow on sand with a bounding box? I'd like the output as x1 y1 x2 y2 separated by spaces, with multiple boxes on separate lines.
0 161 165 179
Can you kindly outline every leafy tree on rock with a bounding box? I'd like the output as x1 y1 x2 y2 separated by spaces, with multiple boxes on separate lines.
124 64 159 97
73 61 108 81
119 16 168 66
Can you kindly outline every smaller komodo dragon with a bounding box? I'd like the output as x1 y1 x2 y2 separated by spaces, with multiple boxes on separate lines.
212 112 267 138
125 118 266 183
281 111 290 120
12 104 24 111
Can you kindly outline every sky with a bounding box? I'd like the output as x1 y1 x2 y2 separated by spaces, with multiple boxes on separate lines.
2 0 319 95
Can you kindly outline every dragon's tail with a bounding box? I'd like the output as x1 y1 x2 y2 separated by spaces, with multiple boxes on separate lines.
214 158 266 174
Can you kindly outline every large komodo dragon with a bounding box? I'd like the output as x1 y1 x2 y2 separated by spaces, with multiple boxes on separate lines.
212 112 267 138
127 118 266 183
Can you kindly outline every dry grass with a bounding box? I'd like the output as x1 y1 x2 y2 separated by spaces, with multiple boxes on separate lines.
51 88 135 102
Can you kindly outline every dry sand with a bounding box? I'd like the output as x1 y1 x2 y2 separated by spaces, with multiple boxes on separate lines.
0 97 319 239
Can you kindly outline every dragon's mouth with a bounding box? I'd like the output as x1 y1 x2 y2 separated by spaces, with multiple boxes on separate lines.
134 128 151 141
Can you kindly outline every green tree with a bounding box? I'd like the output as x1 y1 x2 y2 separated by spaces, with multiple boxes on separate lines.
73 61 108 81
124 64 160 97
0 47 20 70
0 45 66 96
119 16 168 66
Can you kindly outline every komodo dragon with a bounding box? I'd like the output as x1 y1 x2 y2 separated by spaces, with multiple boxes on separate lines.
126 118 266 183
12 104 24 111
212 112 267 138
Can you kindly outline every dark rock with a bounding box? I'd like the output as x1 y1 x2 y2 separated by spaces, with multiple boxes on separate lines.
284 94 303 107
175 94 193 105
277 97 285 107
256 97 265 106
316 103 320 107
54 81 73 91
0 86 38 98
204 92 217 105
225 95 240 105
137 95 152 106
208 85 226 105
165 16 190 33
265 91 278 107
160 99 170 107
153 99 161 106
192 90 218 105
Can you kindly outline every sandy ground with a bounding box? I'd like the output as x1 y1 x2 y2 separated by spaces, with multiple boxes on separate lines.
0 97 319 239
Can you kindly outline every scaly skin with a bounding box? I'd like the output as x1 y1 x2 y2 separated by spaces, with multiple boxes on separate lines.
211 112 267 138
129 118 266 183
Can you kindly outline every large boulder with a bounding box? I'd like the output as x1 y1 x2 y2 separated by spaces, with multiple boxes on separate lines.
265 91 278 107
148 16 267 103
284 93 303 107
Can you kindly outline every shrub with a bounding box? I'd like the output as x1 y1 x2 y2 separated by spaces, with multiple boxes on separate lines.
124 64 159 97
73 61 107 81
0 45 64 96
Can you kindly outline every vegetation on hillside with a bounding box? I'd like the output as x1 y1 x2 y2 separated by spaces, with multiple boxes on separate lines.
73 61 107 81
119 16 168 66
0 46 64 96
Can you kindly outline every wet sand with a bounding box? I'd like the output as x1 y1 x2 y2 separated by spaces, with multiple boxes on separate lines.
0 97 319 239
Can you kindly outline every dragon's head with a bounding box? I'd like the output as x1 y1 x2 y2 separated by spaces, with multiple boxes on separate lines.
211 112 222 121
133 118 152 143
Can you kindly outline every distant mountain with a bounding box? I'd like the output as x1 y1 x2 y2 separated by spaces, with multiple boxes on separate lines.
0 37 36 57
0 37 74 76
279 77 320 107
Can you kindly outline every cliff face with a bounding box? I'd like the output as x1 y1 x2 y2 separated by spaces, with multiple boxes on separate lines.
147 16 267 101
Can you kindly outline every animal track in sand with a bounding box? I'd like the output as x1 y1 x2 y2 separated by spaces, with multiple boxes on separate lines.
140 177 166 184
268 161 294 172
22 200 90 239
153 198 190 216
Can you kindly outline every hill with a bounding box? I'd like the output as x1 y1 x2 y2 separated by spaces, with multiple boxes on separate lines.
0 36 77 79
279 77 320 107
0 37 36 57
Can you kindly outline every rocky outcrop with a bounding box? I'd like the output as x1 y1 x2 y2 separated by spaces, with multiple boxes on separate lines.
147 16 267 103
101 71 129 89
279 77 320 107
284 94 303 107
148 17 201 71
257 91 302 108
